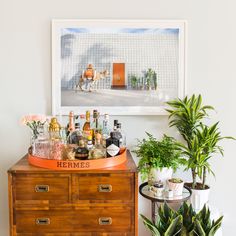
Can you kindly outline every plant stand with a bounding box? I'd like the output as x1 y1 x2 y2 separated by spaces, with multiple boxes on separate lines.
139 182 192 223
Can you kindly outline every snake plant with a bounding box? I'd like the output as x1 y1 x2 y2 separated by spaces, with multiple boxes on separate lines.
141 202 223 236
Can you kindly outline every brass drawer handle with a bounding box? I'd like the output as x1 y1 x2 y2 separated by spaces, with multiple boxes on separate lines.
98 184 112 192
35 185 49 193
35 218 50 225
99 217 112 225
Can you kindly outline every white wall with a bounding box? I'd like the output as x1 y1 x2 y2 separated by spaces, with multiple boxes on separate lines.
0 0 236 235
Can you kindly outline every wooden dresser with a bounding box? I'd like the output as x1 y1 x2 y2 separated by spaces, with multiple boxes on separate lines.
8 151 138 236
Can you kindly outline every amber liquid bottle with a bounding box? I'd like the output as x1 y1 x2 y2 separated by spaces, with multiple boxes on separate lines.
83 111 91 139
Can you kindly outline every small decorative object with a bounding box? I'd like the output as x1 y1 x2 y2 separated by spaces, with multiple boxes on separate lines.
150 182 164 197
165 189 174 198
167 178 184 196
20 114 47 140
49 117 61 140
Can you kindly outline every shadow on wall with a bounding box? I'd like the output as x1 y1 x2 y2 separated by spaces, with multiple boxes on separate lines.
61 40 114 89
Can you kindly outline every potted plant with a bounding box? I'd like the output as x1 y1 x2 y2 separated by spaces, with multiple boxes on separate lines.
167 178 184 196
133 133 185 185
141 202 223 236
166 94 235 210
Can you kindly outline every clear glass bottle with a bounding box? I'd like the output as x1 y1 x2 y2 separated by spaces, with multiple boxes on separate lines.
102 114 111 147
106 132 120 157
75 140 89 160
89 133 106 159
117 123 126 152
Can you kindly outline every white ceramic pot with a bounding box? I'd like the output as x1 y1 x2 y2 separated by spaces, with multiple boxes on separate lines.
167 179 184 196
188 186 210 211
149 167 173 185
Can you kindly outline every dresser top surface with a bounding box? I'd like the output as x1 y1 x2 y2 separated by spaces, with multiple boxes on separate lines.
8 150 137 174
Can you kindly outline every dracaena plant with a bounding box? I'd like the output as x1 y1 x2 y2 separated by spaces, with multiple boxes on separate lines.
166 94 235 189
141 202 223 236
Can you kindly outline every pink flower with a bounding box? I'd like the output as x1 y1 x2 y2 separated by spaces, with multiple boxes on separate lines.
20 114 48 139
20 114 47 125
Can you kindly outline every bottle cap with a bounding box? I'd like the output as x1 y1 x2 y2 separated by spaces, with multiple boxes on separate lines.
93 110 98 118
86 111 90 117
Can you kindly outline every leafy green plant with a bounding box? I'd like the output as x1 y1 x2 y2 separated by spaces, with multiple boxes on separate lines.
166 95 213 146
141 202 223 236
166 94 235 189
133 133 185 181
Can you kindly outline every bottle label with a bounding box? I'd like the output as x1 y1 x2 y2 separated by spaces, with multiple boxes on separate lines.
107 144 120 157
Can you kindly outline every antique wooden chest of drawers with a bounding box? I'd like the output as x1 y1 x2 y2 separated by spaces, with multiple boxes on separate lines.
8 151 138 236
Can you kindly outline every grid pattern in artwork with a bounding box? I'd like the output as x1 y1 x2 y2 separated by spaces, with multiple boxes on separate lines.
61 31 179 91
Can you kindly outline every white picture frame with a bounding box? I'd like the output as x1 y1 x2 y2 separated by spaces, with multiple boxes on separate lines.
52 19 187 115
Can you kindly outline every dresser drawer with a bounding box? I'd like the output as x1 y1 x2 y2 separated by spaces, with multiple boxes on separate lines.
14 174 70 202
16 208 132 234
72 173 134 201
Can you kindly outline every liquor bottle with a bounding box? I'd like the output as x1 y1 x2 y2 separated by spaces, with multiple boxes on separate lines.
91 110 98 142
83 111 91 139
117 123 126 152
86 135 93 151
67 123 83 145
89 133 106 159
102 114 111 147
67 111 75 137
75 140 89 160
106 132 120 157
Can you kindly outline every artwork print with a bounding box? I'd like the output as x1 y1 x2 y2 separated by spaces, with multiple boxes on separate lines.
52 20 186 115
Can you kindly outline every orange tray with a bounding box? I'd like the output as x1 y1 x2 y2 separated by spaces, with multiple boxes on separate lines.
28 149 127 170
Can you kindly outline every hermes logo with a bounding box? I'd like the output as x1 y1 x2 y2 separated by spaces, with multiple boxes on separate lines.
57 161 90 169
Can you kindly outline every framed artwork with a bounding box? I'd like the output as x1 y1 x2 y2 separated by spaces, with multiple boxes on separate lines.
52 19 187 115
